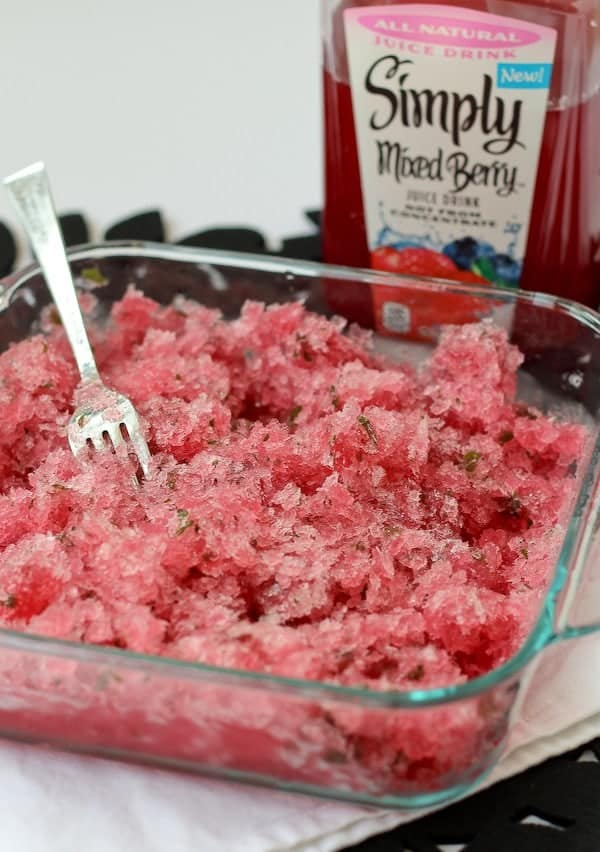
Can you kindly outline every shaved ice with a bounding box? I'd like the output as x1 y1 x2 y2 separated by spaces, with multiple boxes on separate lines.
0 288 586 693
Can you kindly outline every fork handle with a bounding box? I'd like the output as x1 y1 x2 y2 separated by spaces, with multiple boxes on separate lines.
4 163 100 383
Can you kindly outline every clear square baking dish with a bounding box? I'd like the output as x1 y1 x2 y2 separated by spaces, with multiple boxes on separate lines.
0 241 599 809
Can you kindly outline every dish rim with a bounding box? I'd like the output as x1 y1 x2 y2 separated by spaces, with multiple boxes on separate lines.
0 239 598 710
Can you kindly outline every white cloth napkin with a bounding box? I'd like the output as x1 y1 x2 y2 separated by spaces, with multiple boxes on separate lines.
0 630 598 852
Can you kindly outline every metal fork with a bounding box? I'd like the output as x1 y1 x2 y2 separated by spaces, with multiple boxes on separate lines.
4 162 152 479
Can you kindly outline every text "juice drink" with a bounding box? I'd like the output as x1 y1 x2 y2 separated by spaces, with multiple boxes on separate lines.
322 0 600 336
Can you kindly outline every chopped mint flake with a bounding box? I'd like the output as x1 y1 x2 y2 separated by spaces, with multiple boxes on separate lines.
407 664 425 682
324 749 348 764
81 266 107 286
329 386 341 410
176 509 195 536
462 450 482 473
288 405 302 425
357 415 378 446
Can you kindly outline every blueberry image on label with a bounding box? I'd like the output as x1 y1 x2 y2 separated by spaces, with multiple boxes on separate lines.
443 238 496 271
490 254 523 287
472 254 523 288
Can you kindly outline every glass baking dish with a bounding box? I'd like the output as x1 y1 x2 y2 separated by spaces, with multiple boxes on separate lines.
0 241 599 809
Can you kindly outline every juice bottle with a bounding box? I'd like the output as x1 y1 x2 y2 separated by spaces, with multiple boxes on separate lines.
322 0 600 336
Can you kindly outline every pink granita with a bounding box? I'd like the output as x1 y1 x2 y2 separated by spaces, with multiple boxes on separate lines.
0 287 586 696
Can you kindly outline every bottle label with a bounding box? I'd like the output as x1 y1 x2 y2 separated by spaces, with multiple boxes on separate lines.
344 5 556 337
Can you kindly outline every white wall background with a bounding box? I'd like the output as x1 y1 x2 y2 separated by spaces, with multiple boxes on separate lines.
0 0 322 260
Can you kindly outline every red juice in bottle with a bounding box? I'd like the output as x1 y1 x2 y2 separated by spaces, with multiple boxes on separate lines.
322 0 600 336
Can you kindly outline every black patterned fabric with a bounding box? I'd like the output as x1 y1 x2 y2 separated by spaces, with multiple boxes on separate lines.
0 220 16 278
178 227 267 253
59 213 90 248
345 740 600 852
1 210 598 852
0 209 321 274
104 210 166 243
